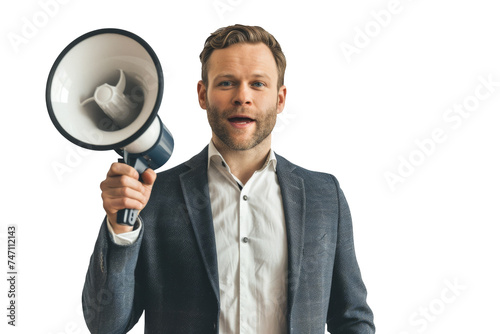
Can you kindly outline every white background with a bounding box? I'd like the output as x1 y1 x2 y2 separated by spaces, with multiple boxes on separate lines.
1 0 499 333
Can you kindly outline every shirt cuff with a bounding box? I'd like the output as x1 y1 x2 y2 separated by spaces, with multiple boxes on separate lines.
106 216 142 245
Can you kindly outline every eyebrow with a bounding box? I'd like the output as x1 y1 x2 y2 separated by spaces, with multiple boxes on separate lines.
214 73 272 81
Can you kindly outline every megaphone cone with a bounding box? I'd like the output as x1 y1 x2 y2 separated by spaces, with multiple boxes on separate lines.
46 28 174 226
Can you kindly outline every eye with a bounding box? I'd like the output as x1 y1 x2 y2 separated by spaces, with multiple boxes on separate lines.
252 81 265 88
218 81 233 87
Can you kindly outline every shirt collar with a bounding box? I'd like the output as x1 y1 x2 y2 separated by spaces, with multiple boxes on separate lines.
207 140 277 173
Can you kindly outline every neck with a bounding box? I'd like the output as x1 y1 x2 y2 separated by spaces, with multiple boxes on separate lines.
212 136 271 185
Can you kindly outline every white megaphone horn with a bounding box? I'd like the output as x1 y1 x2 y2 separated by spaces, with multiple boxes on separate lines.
46 28 174 226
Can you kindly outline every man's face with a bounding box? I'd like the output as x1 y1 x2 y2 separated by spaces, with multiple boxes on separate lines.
197 42 286 151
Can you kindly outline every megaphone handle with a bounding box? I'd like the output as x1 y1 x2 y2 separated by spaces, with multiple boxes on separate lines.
116 207 139 226
116 152 149 226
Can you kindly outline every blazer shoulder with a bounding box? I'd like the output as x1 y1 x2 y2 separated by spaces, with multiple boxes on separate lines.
156 161 190 181
155 146 209 184
276 153 340 188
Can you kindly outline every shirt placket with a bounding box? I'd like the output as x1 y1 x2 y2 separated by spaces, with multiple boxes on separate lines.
238 186 252 333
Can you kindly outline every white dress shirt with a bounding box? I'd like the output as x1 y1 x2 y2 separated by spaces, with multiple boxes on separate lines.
207 141 287 334
108 142 288 333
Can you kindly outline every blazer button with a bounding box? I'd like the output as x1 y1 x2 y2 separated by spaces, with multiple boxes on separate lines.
242 195 248 201
242 237 249 243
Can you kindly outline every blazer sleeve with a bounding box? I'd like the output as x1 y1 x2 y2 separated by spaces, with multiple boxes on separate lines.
82 217 146 334
326 176 375 333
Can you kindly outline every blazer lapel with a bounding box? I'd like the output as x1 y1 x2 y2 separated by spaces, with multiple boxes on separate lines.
276 154 306 315
179 146 220 304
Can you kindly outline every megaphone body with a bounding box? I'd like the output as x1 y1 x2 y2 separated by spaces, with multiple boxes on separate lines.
46 28 174 226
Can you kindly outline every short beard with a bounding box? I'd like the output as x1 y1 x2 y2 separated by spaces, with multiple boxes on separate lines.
206 103 278 151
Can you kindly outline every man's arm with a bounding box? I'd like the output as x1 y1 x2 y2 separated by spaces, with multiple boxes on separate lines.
82 163 156 333
326 177 375 333
82 218 145 333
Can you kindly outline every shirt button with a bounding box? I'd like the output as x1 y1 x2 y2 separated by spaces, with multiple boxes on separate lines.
242 237 249 243
243 195 248 201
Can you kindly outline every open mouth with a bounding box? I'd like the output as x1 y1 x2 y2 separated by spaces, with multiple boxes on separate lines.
228 116 255 125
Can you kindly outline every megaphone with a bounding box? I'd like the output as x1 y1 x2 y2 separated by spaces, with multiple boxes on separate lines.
46 28 174 226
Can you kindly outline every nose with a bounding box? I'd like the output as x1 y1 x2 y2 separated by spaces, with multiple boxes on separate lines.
232 85 252 107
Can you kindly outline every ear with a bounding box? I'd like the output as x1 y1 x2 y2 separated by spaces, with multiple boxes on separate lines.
197 80 208 110
277 85 287 114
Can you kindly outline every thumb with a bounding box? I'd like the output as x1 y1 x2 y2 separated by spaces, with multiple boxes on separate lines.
141 168 157 188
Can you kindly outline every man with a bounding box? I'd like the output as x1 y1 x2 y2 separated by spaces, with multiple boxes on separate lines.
83 24 375 333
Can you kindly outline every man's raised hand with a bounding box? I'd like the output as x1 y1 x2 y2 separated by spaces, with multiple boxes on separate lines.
100 162 157 234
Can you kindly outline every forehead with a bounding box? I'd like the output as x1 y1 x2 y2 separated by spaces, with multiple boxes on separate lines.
207 42 278 81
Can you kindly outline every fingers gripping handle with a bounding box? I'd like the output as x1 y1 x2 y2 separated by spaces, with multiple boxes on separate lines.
116 151 149 226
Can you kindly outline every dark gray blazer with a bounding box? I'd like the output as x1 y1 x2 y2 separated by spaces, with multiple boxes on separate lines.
82 146 375 333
